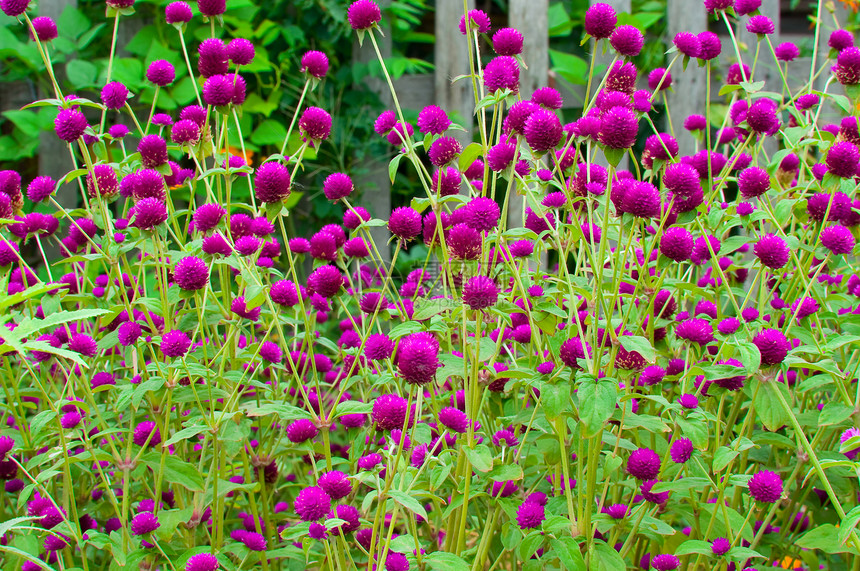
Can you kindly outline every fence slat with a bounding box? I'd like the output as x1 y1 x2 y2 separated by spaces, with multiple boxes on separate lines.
666 0 707 157
435 1 474 146
508 0 548 231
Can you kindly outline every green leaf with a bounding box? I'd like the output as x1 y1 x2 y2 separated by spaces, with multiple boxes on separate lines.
674 539 713 556
464 444 493 473
424 552 470 571
740 80 766 93
602 147 625 168
542 382 571 420
250 120 287 147
389 153 403 184
458 142 483 172
487 464 523 481
712 446 739 472
577 380 617 437
839 505 860 545
163 424 210 447
591 542 626 571
797 524 857 554
819 401 854 427
699 503 753 542
734 341 761 375
388 490 427 520
14 308 111 339
66 60 99 88
140 453 205 492
549 49 589 85
617 335 655 363
550 537 586 570
753 380 791 432
718 84 742 96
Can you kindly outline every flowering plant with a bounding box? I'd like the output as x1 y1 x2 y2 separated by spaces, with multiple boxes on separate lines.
1 0 860 570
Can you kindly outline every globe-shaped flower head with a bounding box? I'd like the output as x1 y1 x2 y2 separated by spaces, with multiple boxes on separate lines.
132 198 168 230
673 32 700 58
388 206 422 241
610 25 644 57
146 60 176 87
821 225 855 255
524 108 562 153
101 82 129 110
753 233 790 269
347 0 381 30
484 56 519 94
748 470 783 503
254 161 291 204
428 136 462 166
371 393 409 430
322 173 353 201
627 448 661 480
161 330 191 358
186 553 219 571
826 141 860 177
294 486 331 521
165 2 192 24
417 105 450 135
198 0 225 17
834 47 860 85
462 275 499 310
227 38 255 66
173 256 209 290
747 15 775 36
299 107 332 143
584 3 616 39
300 50 329 79
396 332 439 385
752 328 791 365
30 16 58 41
55 108 88 143
516 502 545 530
492 27 524 56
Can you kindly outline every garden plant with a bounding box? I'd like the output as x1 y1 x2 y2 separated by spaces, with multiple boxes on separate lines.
1 0 860 569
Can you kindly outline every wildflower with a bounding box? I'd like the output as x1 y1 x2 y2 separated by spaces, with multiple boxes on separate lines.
388 207 422 240
821 225 855 255
138 135 168 168
584 3 616 39
348 0 381 30
438 407 469 433
697 31 721 60
651 554 680 571
173 256 209 291
54 108 88 142
826 141 859 177
286 419 318 443
299 107 332 142
484 56 519 93
834 47 860 84
516 502 545 530
775 42 800 61
598 107 638 149
627 448 661 480
752 328 790 365
186 554 219 571
675 318 714 345
417 105 451 135
146 60 176 86
458 9 490 34
747 15 775 35
524 108 563 152
372 394 408 430
830 29 855 52
130 512 160 535
318 471 352 500
660 227 694 262
397 332 439 385
492 27 524 56
610 25 643 57
754 234 790 269
254 162 291 203
748 470 783 503
165 1 192 24
428 136 461 166
227 38 254 65
161 330 191 358
704 0 732 13
462 276 498 310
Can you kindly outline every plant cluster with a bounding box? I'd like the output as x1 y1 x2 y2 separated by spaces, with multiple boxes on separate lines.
1 0 860 570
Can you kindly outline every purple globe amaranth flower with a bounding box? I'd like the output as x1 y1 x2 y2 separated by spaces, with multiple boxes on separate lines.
735 0 762 13
684 114 707 132
651 554 680 571
584 2 616 39
100 81 129 110
660 227 694 262
606 61 637 94
30 16 58 41
1 0 27 17
55 108 88 143
516 502 545 530
598 106 638 149
173 256 209 290
322 172 353 201
197 0 224 17
161 330 191 358
428 136 462 166
133 421 161 447
754 233 790 269
193 203 225 233
138 135 168 168
347 0 381 30
830 29 855 52
775 41 800 61
463 197 500 232
835 47 860 85
663 162 699 196
560 337 590 368
746 98 778 133
738 166 770 198
648 68 672 91
610 25 644 57
753 328 791 365
417 104 450 135
697 30 721 60
385 552 409 571
524 108 562 152
670 438 693 463
165 1 192 24
254 161 291 203
171 119 200 145
186 553 219 571
388 206 422 240
397 332 439 385
203 74 236 107
462 275 499 310
300 50 329 79
294 487 331 522
198 38 228 78
747 15 774 36
532 86 563 109
484 56 519 94
372 393 409 430
621 181 660 218
827 141 859 177
458 9 490 35
117 321 141 346
227 38 254 66
287 419 318 443
317 471 352 500
821 225 855 255
718 317 740 335
487 142 516 172
748 470 783 503
438 407 469 433
259 341 282 363
446 223 481 259
673 31 700 58
85 165 119 199
132 198 168 230
704 0 732 13
109 124 130 139
640 479 669 504
492 27 524 56
676 318 714 345
146 60 176 86
299 106 332 142
307 265 342 298
627 448 660 480
130 512 160 535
